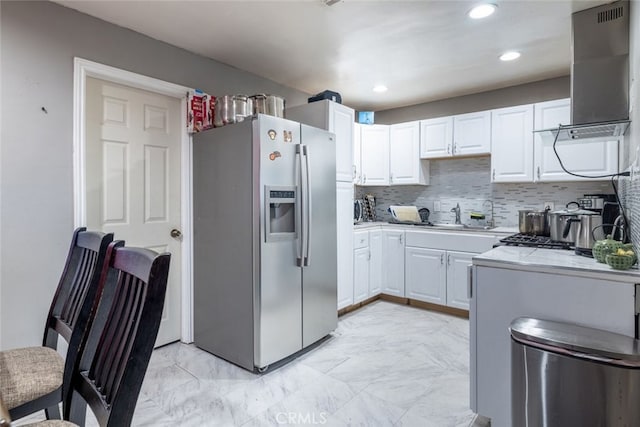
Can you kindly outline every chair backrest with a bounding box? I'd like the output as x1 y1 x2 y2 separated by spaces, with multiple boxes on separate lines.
44 227 114 406
66 241 171 427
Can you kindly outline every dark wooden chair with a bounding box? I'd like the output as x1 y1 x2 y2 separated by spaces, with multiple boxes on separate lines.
62 241 171 426
0 228 113 421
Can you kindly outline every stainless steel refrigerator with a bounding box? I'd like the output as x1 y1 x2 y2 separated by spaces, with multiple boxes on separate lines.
193 114 337 371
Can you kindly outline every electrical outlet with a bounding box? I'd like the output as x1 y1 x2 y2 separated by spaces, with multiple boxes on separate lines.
543 201 555 211
433 200 441 212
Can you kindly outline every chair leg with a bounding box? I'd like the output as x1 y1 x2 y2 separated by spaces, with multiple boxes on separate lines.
45 404 61 420
67 390 86 427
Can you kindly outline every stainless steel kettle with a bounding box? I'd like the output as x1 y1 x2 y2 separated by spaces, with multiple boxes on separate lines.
574 214 604 257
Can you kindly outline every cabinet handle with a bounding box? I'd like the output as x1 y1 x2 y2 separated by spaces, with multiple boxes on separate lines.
467 265 473 299
363 174 367 184
368 251 371 261
447 254 451 266
537 166 541 180
453 143 458 154
390 173 394 183
492 169 496 180
399 234 403 244
352 165 357 179
447 144 451 155
440 253 444 265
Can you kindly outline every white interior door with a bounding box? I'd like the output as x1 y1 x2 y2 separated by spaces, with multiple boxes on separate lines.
85 77 182 347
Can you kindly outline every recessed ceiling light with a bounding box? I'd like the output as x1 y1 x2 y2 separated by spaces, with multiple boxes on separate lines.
500 51 521 61
373 85 388 93
468 3 497 19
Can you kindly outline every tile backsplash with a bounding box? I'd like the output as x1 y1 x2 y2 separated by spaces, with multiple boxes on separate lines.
356 156 613 227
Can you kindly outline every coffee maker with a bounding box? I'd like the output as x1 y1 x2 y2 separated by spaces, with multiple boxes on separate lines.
577 194 621 238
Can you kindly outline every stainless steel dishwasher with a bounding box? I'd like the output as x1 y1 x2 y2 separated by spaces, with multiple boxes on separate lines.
510 317 640 427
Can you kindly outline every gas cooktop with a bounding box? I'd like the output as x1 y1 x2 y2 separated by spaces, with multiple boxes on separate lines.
499 234 573 250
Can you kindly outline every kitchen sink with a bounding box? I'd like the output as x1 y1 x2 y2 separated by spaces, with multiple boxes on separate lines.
431 223 495 232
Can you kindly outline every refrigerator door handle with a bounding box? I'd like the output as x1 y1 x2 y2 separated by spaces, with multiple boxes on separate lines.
303 145 312 266
296 144 304 266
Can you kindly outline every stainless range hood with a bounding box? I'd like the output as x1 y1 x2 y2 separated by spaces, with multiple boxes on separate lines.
536 1 630 141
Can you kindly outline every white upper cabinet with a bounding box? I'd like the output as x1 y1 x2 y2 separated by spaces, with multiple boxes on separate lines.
353 123 362 185
420 116 453 158
360 124 390 186
389 121 429 185
286 100 354 182
420 111 490 159
453 111 492 156
533 98 619 182
491 104 534 183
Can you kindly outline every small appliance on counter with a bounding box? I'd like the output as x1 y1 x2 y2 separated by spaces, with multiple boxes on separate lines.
354 199 364 224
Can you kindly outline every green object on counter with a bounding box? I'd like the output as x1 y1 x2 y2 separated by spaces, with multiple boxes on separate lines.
592 234 624 263
470 212 485 220
606 253 637 270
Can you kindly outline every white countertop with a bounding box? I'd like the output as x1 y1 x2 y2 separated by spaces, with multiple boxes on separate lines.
474 246 640 283
354 221 517 235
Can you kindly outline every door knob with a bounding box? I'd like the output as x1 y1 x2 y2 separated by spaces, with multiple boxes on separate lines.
170 228 182 239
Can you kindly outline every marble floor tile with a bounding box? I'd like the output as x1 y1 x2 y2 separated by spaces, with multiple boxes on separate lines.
11 300 483 427
329 390 407 427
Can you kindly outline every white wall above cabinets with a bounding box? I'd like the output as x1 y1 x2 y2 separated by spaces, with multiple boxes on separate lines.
389 121 429 185
287 100 355 183
420 111 491 159
359 124 390 186
491 98 619 183
533 98 619 182
490 104 534 183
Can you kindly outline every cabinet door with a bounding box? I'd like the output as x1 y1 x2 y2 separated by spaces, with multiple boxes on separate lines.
360 125 390 186
534 98 570 131
453 111 491 156
491 105 534 183
353 247 370 304
382 230 405 296
405 247 446 304
331 103 355 182
336 182 354 310
446 251 474 310
389 121 427 185
420 116 453 158
353 123 362 184
368 230 383 296
535 138 619 182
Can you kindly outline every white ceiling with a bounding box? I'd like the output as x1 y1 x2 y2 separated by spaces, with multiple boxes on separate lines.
54 0 608 111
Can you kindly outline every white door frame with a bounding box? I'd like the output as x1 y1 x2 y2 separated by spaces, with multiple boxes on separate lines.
72 57 194 343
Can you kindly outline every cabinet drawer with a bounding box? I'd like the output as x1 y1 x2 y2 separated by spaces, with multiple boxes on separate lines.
353 231 369 249
405 230 499 253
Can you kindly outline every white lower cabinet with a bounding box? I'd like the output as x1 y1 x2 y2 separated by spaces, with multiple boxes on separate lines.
352 229 383 305
353 245 370 304
405 247 446 304
446 251 474 310
368 230 382 296
405 247 474 310
382 229 405 296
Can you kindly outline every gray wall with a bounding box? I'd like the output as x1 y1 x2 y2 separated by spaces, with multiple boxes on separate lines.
0 1 310 349
375 76 569 124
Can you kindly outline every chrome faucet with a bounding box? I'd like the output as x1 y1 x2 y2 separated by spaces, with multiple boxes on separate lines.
451 203 461 225
482 199 495 228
